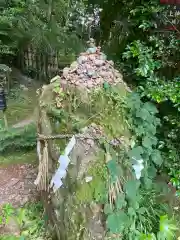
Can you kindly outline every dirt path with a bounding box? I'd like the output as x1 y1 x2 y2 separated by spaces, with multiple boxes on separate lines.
0 69 40 235
0 119 38 208
0 164 38 207
12 118 34 128
0 164 38 236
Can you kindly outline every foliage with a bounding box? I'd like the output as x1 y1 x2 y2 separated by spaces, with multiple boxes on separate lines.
122 39 180 190
90 90 178 239
50 79 178 238
169 169 180 197
0 0 100 60
126 93 162 185
104 151 176 239
0 124 36 153
0 204 14 226
0 0 25 56
0 202 51 240
0 236 19 240
122 40 180 110
89 0 180 209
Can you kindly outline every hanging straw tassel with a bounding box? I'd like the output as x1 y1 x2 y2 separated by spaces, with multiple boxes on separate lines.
35 140 49 191
106 151 123 208
34 140 43 187
42 140 49 191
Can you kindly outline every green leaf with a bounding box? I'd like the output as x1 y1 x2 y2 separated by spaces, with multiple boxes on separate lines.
144 123 157 135
136 108 151 120
107 160 118 183
0 216 3 224
147 165 157 179
143 102 158 114
128 207 136 216
143 177 153 189
124 180 140 200
138 215 146 222
159 215 178 239
103 81 110 90
139 233 156 240
104 204 113 215
135 125 146 136
107 211 129 233
115 193 127 209
138 207 146 214
151 150 163 166
129 199 140 210
142 136 153 149
150 136 158 146
128 146 144 160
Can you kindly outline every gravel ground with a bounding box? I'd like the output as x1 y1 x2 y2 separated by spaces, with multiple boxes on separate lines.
0 164 38 207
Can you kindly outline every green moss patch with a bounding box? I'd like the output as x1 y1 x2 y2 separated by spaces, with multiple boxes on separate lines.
48 83 131 142
76 152 108 204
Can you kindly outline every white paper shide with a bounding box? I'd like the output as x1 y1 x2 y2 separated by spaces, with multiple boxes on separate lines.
132 157 144 180
50 136 76 192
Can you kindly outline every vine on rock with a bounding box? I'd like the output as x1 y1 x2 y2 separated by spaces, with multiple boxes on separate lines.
126 93 162 186
102 92 178 239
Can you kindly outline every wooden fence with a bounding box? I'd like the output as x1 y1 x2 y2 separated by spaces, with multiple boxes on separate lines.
16 45 77 82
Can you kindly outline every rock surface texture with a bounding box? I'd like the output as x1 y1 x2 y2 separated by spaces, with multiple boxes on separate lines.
59 39 128 91
36 41 130 240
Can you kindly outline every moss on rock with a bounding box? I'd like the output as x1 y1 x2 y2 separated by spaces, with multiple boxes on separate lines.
36 48 131 239
76 151 108 204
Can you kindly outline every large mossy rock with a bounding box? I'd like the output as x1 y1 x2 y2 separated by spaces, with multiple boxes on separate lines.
36 48 131 239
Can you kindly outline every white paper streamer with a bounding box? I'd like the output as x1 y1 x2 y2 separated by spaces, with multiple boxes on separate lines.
50 136 76 192
132 159 144 180
58 155 70 169
85 176 93 183
64 136 76 156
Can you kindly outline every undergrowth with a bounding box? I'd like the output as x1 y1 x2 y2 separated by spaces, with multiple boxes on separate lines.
99 90 179 239
0 202 51 240
102 91 179 239
0 150 37 165
37 80 180 239
0 124 36 153
0 86 38 126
